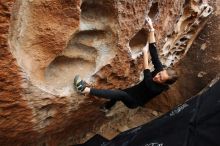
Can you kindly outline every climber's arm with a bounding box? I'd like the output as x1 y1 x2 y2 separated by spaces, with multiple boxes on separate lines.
142 36 160 89
149 42 163 72
148 31 156 43
142 44 155 88
143 44 150 70
145 16 163 72
146 16 156 43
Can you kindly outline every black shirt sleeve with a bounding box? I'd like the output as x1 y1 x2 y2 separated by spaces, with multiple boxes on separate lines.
143 69 152 79
143 69 155 89
149 43 163 72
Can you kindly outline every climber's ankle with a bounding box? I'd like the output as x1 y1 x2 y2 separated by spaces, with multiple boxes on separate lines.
82 87 90 94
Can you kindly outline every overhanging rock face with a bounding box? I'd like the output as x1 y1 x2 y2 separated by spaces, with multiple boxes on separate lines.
0 0 214 145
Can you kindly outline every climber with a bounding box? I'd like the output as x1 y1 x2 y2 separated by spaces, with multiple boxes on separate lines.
73 16 178 112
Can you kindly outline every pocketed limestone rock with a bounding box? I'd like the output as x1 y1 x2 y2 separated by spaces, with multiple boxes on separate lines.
0 0 216 145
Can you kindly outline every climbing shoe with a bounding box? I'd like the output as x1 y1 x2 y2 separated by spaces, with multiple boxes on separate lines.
73 75 86 92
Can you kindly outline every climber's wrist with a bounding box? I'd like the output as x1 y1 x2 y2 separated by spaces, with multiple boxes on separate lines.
149 28 155 32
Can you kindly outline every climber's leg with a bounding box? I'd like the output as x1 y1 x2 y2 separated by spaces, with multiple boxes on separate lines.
73 75 139 109
90 88 139 109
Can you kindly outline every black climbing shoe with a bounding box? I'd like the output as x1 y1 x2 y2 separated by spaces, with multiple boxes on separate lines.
73 75 86 92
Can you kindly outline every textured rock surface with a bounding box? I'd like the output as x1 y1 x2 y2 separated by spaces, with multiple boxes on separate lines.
0 0 218 145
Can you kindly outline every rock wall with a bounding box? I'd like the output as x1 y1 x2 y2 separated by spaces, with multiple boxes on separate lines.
0 0 218 145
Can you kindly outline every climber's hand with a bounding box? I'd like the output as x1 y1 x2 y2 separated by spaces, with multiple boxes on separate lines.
145 16 154 29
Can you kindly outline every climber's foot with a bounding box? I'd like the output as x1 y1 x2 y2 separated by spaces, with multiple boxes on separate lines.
73 75 86 93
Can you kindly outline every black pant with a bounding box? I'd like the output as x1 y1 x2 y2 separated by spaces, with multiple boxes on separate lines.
90 88 140 109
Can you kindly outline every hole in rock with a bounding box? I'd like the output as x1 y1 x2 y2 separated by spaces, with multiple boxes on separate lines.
148 2 159 19
45 56 95 90
180 37 188 42
175 51 181 56
74 30 106 42
175 49 185 56
129 28 148 55
81 1 114 20
208 8 212 13
68 30 108 50
63 43 98 62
